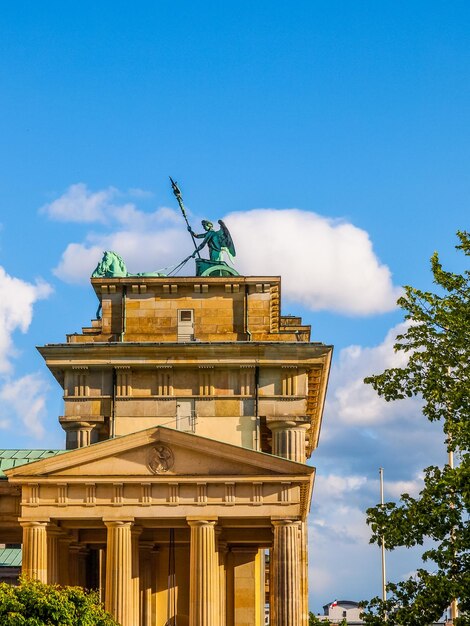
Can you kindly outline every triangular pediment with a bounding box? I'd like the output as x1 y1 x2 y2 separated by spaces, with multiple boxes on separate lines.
5 427 314 481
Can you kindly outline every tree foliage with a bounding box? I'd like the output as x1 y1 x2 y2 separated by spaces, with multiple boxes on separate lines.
361 232 470 626
0 577 119 626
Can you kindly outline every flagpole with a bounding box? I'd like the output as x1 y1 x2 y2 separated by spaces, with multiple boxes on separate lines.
447 366 458 623
448 443 458 622
379 467 387 605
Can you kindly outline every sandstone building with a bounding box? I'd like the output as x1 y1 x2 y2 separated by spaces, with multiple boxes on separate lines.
0 272 332 626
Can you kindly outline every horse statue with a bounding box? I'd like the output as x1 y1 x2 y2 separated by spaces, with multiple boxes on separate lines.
91 251 166 279
92 251 128 278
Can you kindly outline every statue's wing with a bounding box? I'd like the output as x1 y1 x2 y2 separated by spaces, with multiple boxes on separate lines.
218 220 236 257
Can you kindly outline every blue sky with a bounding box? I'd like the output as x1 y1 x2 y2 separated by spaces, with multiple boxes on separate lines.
1 1 468 614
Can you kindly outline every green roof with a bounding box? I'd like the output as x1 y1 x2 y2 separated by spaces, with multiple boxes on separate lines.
0 548 21 567
0 449 64 478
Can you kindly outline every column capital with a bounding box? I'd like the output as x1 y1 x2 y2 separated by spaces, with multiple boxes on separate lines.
131 525 143 537
271 518 301 528
187 517 217 527
19 519 49 528
69 541 88 554
46 523 64 537
266 417 310 431
218 540 229 554
103 519 134 529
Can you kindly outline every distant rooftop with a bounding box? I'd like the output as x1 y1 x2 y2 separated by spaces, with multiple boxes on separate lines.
0 547 21 567
0 449 64 478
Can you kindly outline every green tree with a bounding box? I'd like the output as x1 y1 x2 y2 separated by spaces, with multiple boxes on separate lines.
361 231 470 626
0 577 119 626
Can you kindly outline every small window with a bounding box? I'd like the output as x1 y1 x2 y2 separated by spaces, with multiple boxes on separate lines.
343 611 347 618
179 310 193 322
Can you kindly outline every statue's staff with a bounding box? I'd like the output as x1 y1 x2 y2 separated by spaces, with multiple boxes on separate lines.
169 177 201 259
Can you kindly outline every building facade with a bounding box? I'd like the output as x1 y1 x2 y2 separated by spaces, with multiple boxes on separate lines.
1 273 332 626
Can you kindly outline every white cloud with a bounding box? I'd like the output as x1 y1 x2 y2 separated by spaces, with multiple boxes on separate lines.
308 320 445 610
325 322 421 427
308 471 428 609
224 209 402 315
314 473 367 500
384 474 424 499
54 226 191 284
0 267 52 373
46 186 401 315
0 373 49 438
40 183 117 223
0 266 52 440
309 473 380 606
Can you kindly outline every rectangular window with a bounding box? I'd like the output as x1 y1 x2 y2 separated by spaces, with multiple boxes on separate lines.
179 310 193 322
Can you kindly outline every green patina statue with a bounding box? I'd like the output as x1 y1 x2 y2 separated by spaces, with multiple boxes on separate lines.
170 176 238 277
188 219 236 263
91 251 165 279
90 178 239 287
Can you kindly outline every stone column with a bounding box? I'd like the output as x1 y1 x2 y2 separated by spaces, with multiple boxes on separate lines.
299 521 309 626
266 418 309 463
77 426 93 448
271 519 301 626
61 420 94 450
78 547 89 587
98 547 106 602
188 519 218 626
46 525 61 584
217 537 228 626
21 521 48 582
139 542 154 626
231 547 260 626
104 520 133 626
225 550 235 626
131 526 142 626
68 543 82 586
58 536 72 585
150 547 160 626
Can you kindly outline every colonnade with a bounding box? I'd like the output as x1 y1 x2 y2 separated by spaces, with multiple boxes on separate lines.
20 516 307 626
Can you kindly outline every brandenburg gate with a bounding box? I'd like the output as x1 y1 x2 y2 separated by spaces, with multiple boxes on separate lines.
1 218 332 625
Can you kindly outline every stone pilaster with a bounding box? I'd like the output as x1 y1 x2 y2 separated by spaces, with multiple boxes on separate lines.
188 519 218 626
225 549 235 626
217 537 228 626
46 525 62 584
267 418 309 463
57 536 72 585
139 541 154 626
68 543 82 586
151 547 159 625
271 519 301 626
78 547 89 587
231 547 260 626
104 520 133 626
299 521 309 626
20 521 48 582
98 547 106 602
131 526 142 626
